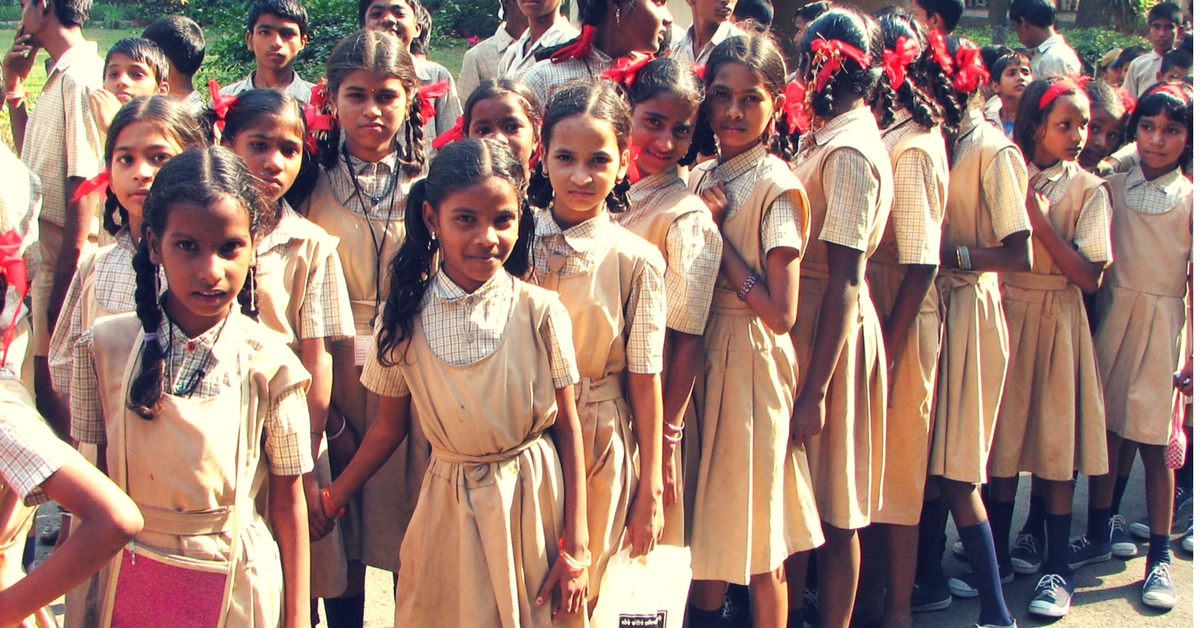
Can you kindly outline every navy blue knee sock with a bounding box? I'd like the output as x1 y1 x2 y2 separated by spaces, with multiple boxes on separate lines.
1044 513 1074 578
1148 533 1172 569
1112 474 1130 514
959 520 1013 627
988 500 1015 570
1021 494 1046 540
1088 506 1112 544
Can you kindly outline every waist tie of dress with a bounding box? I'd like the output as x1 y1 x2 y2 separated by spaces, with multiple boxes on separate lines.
137 503 252 537
938 269 999 291
431 433 552 503
575 374 624 408
1000 272 1076 321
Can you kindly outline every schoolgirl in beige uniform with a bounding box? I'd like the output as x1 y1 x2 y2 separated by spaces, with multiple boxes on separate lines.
300 30 429 591
986 76 1111 618
318 138 591 627
527 80 668 598
71 148 313 628
612 57 721 547
787 11 892 626
689 35 822 628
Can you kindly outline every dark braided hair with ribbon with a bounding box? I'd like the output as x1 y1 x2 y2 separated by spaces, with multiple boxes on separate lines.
873 7 943 139
797 8 884 122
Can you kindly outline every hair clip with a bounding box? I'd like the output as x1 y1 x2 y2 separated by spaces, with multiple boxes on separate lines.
550 25 596 63
784 80 811 134
883 36 920 90
810 37 871 94
417 80 450 125
601 52 653 87
1038 77 1082 110
927 29 955 77
0 230 28 367
951 46 991 93
432 116 465 150
208 79 238 133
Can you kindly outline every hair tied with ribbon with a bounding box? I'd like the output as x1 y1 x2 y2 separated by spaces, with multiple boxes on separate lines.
882 36 919 91
784 80 811 135
951 45 990 94
926 29 954 77
417 80 450 126
1117 88 1137 114
208 79 238 133
71 171 110 203
550 25 596 63
810 37 871 94
432 116 465 150
601 53 653 87
1148 83 1191 102
627 144 642 184
692 63 707 81
303 79 336 153
0 229 29 369
1038 77 1082 109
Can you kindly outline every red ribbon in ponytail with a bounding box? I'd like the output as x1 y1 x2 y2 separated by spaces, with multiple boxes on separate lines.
882 36 919 90
951 46 991 94
432 116 465 150
627 144 642 184
1038 77 1082 109
208 80 238 133
784 80 811 135
550 25 596 63
0 230 28 369
927 29 954 77
810 37 871 94
601 52 653 87
418 80 450 126
71 171 109 203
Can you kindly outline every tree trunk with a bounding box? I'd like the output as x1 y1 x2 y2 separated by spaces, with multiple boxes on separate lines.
988 0 1009 44
1074 0 1140 32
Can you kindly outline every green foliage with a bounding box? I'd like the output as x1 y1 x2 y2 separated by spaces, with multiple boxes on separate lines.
957 25 1149 75
426 0 501 46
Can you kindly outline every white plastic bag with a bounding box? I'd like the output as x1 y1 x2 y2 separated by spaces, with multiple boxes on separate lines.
590 545 692 628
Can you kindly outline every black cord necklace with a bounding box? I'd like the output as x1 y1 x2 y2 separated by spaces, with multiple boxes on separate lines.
342 143 402 327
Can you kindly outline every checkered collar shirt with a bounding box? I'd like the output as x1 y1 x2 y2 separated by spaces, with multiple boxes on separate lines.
220 71 315 103
707 143 768 222
671 21 746 67
327 146 408 218
498 16 580 80
532 208 616 278
1123 166 1190 215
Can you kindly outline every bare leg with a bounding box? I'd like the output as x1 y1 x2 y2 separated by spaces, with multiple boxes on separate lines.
881 523 918 628
690 580 727 612
1140 444 1175 536
785 551 810 612
818 524 859 628
749 566 789 628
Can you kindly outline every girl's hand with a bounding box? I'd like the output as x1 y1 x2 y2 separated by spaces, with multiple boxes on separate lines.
661 448 680 506
325 408 360 478
790 393 826 446
1024 185 1052 233
1175 358 1193 396
699 181 729 225
626 490 664 557
535 557 588 617
302 473 334 541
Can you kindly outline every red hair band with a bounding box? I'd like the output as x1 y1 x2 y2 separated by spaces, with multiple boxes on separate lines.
0 229 28 368
550 25 596 63
208 79 238 133
810 37 871 94
601 52 653 87
784 80 811 134
432 116 465 150
1148 83 1191 102
926 29 954 77
1038 77 1082 109
951 46 991 94
71 171 109 203
418 80 451 126
882 36 919 91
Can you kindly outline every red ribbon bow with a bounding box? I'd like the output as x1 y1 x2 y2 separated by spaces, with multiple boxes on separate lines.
692 63 706 81
810 37 871 95
1038 77 1082 109
1118 88 1137 113
432 116 465 150
71 171 110 203
951 46 991 94
883 36 919 91
784 80 811 135
208 79 238 133
550 25 596 63
418 80 450 126
303 80 336 153
627 144 642 184
0 229 28 368
1148 83 1190 102
927 29 954 77
601 53 653 87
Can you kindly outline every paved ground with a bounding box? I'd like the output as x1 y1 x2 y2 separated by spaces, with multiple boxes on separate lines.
33 456 1192 627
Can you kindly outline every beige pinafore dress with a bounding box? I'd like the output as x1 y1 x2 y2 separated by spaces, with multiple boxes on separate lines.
687 157 824 585
991 171 1109 480
865 126 948 526
535 221 647 594
1094 171 1192 445
0 377 57 628
790 131 892 531
301 173 429 572
91 313 306 628
615 183 713 548
389 280 583 628
254 211 352 598
929 129 1017 484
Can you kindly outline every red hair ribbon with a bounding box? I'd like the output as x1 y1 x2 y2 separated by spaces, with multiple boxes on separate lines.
810 37 871 94
432 116 465 150
1038 77 1082 109
883 36 919 91
627 144 642 184
0 229 28 368
1148 83 1191 102
303 79 336 153
550 25 596 63
1117 88 1137 113
692 63 706 81
927 29 954 77
418 80 450 126
951 45 991 94
784 80 811 135
71 171 109 203
601 52 653 87
208 79 238 133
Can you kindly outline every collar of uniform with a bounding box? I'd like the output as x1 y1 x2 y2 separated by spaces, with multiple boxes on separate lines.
1036 33 1066 54
1126 164 1185 193
240 70 303 91
521 16 578 52
116 228 137 253
813 105 876 147
48 40 100 76
535 206 613 252
431 265 512 304
713 143 768 183
684 21 741 55
343 146 400 177
629 169 682 202
957 108 988 139
257 200 304 253
157 308 243 364
1028 159 1071 183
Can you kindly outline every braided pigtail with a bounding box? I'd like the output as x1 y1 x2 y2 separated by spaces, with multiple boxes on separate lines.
504 199 535 279
769 114 798 161
400 94 426 178
809 75 839 119
378 178 436 365
127 240 166 419
925 60 962 154
872 80 897 129
607 176 631 214
238 264 259 321
527 159 554 209
102 188 128 237
687 105 717 163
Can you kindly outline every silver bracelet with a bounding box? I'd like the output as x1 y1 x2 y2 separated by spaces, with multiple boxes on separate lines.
957 245 973 271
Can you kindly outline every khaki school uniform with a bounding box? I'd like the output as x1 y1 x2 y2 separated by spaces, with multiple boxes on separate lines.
73 312 313 628
866 117 948 526
299 159 428 573
990 161 1111 480
530 209 666 594
1095 168 1193 445
689 144 823 584
790 106 893 530
929 111 1030 484
615 169 722 546
362 271 584 628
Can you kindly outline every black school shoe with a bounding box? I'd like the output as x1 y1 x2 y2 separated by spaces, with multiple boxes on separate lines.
910 581 952 612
